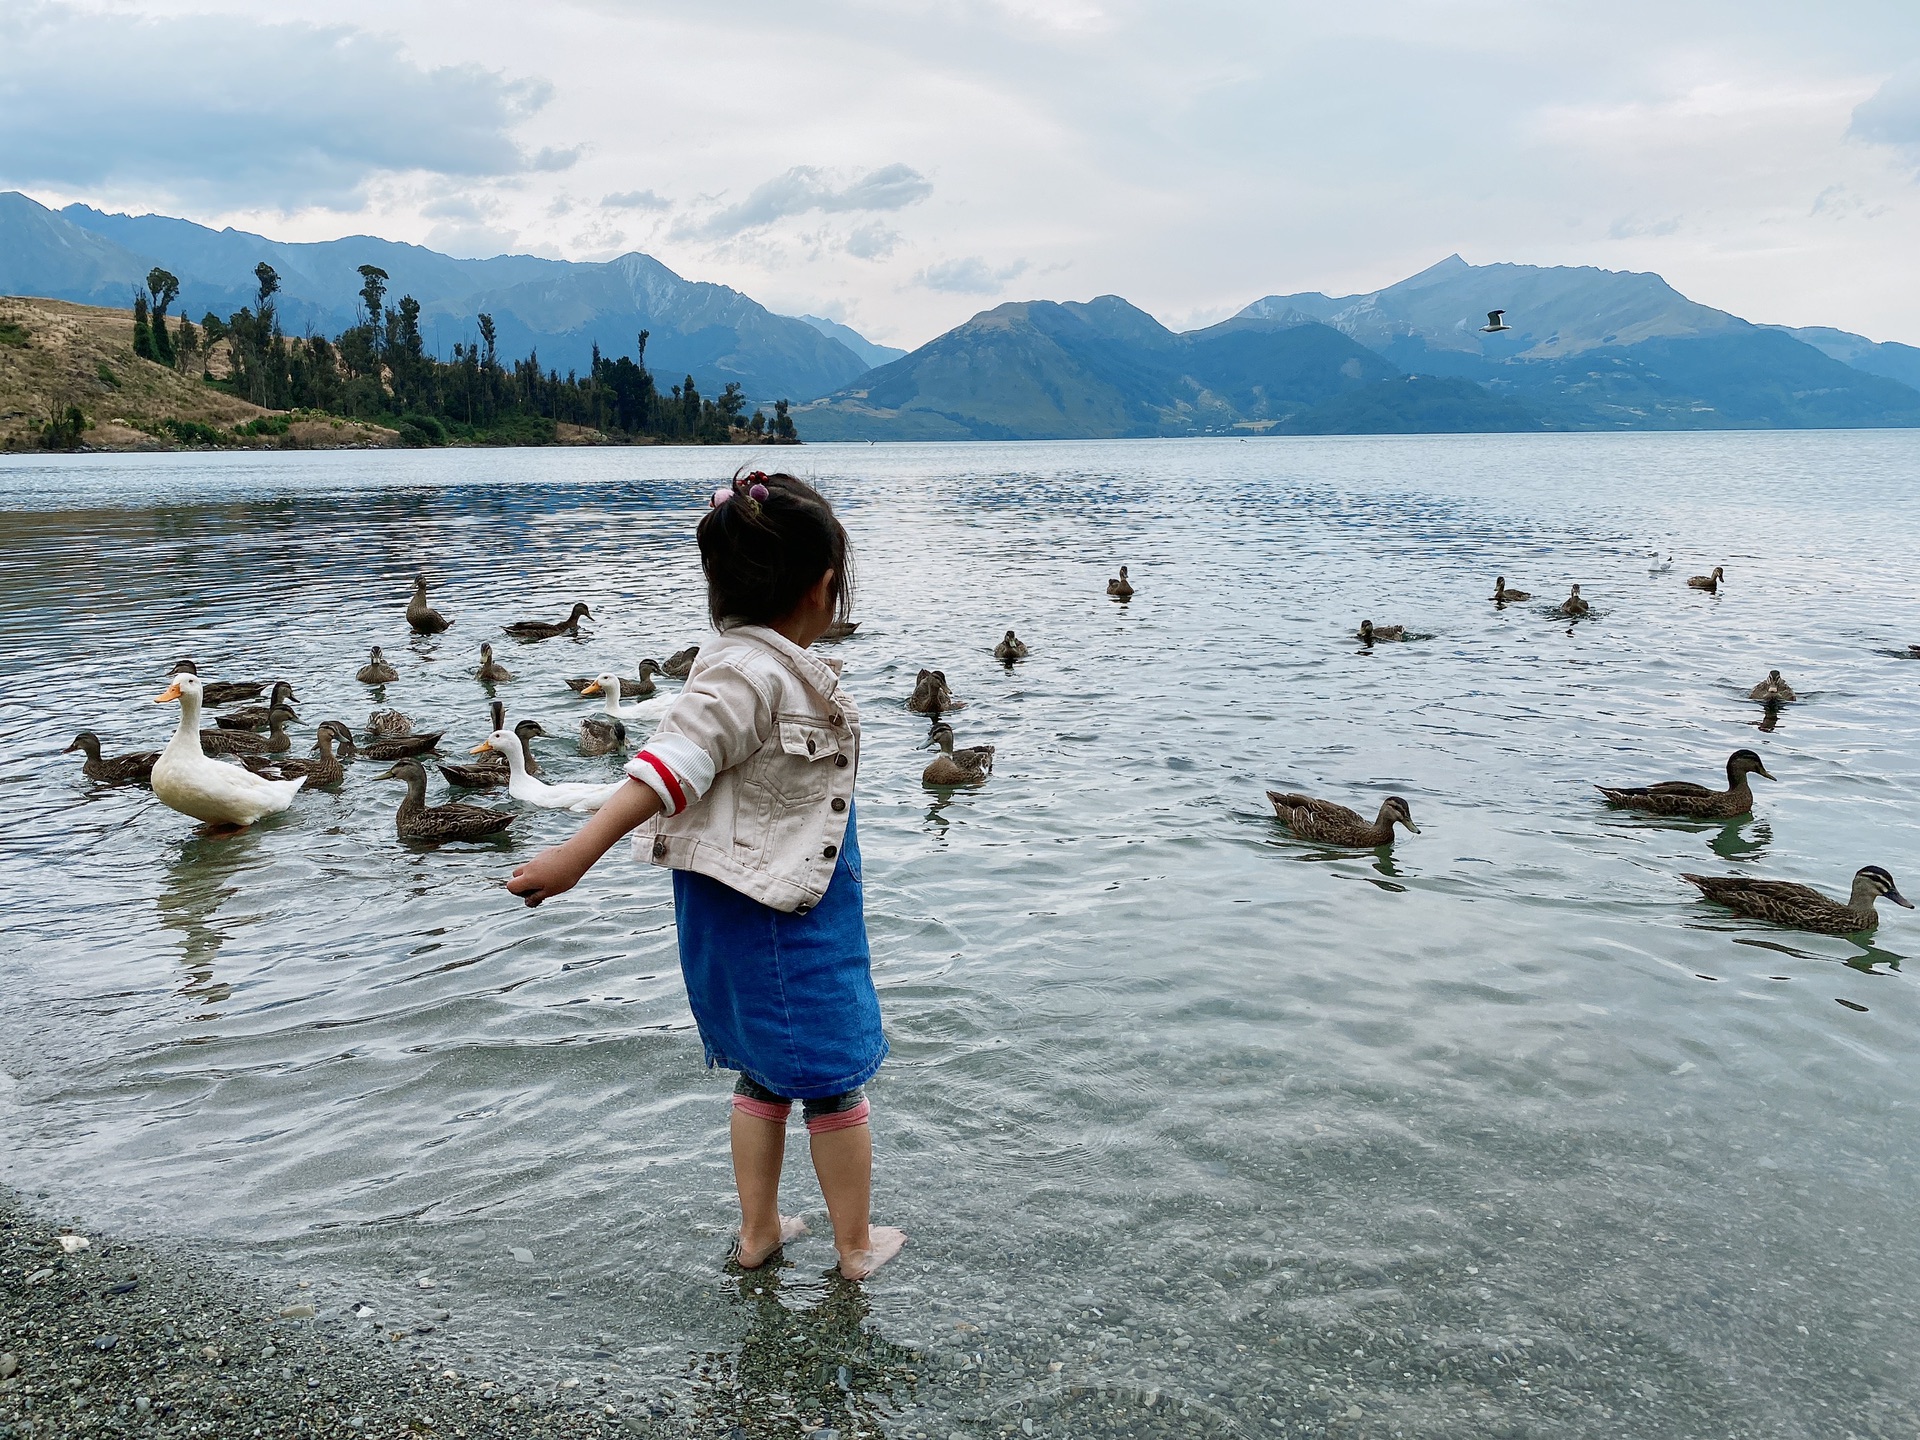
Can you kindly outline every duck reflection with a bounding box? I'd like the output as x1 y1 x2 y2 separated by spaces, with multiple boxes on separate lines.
156 831 256 1003
1709 818 1772 862
690 1262 919 1438
1751 700 1784 733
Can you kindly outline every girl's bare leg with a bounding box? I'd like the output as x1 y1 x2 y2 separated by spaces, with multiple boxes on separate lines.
808 1123 906 1279
731 1110 806 1267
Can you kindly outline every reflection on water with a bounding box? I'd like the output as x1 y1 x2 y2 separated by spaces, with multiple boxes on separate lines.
3 436 1920 1438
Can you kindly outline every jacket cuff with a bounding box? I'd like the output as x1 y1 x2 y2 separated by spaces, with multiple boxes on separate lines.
624 733 715 815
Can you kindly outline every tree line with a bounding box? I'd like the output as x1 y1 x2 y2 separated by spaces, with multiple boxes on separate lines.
136 261 797 447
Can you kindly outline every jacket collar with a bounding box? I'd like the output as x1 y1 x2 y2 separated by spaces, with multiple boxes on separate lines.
713 623 845 697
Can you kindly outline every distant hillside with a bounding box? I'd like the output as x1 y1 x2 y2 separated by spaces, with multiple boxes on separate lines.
1278 376 1547 435
0 192 868 403
1768 325 1920 393
796 298 1398 440
798 315 906 370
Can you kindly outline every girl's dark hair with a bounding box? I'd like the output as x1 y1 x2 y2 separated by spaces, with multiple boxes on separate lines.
696 470 852 629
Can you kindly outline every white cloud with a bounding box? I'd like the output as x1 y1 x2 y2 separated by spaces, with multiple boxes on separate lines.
603 189 672 211
915 256 1029 294
0 2 564 210
1852 63 1920 160
844 223 901 260
679 163 932 239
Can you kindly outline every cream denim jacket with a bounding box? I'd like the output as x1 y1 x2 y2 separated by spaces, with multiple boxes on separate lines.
625 623 860 913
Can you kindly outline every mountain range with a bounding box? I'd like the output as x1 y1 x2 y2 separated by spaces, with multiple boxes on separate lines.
7 187 1920 439
0 191 873 403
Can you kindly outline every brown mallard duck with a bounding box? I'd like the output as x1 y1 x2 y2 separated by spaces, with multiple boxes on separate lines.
907 668 958 714
1492 577 1531 602
504 602 592 641
1556 585 1590 618
356 646 399 685
1597 748 1773 818
216 680 300 730
407 576 451 634
921 722 994 786
1357 620 1404 644
1688 565 1725 592
662 645 699 678
366 709 413 738
578 708 627 758
1682 865 1912 935
1267 792 1420 847
1748 670 1796 703
566 659 662 698
474 642 514 683
169 660 267 708
820 621 861 642
378 758 513 843
1106 566 1133 599
315 719 357 759
201 707 296 756
242 724 345 789
363 730 444 761
63 731 159 785
994 629 1030 662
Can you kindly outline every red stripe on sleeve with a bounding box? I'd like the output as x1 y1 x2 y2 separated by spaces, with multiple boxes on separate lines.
636 750 688 814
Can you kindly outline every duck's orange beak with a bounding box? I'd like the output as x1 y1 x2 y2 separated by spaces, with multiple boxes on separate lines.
581 682 603 696
154 681 183 703
469 740 496 754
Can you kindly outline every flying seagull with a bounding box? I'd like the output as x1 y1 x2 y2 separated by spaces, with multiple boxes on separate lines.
1482 310 1512 333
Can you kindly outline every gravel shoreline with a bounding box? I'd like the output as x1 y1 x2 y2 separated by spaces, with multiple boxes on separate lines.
0 1187 696 1439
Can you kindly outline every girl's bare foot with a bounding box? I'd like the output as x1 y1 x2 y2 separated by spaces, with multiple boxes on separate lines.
837 1226 907 1280
734 1214 807 1270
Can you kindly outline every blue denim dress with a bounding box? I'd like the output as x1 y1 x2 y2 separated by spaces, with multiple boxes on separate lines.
671 804 886 1100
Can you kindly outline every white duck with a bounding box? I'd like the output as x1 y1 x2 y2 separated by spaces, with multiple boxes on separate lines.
580 671 672 721
151 672 304 827
471 727 626 813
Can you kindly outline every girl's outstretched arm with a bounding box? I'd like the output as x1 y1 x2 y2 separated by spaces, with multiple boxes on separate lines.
506 779 663 906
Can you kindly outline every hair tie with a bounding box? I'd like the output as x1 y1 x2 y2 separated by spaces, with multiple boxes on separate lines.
710 487 733 509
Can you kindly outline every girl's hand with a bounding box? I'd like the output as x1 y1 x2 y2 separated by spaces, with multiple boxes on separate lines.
508 846 588 907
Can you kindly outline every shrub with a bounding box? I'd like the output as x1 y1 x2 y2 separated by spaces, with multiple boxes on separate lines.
161 417 230 447
0 320 28 348
39 406 89 450
395 411 448 447
234 414 291 438
96 361 119 389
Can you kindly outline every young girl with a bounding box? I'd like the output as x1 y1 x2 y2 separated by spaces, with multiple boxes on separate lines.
507 471 905 1280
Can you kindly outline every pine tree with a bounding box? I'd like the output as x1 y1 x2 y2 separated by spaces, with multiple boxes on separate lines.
131 292 155 361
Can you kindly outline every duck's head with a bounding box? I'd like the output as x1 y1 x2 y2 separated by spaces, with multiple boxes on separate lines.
1569 584 1582 595
1713 566 1725 581
1359 620 1376 640
375 758 426 784
271 679 299 704
63 731 101 757
481 642 495 658
580 671 620 697
922 722 955 753
155 673 200 705
1381 796 1420 833
412 575 429 593
1118 566 1129 578
170 659 199 676
638 658 662 677
489 699 506 730
1003 630 1018 642
470 728 519 757
568 602 594 623
1856 865 1914 910
266 706 297 728
515 719 546 740
1728 748 1775 783
369 645 385 660
317 719 356 755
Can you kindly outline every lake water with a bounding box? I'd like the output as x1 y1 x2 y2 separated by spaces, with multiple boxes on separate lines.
3 434 1918 1439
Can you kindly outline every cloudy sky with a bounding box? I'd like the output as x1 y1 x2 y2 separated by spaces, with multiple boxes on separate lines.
6 0 1920 347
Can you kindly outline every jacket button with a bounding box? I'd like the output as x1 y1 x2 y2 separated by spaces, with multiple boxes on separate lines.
651 837 667 860
796 903 811 915
823 844 838 859
835 754 849 768
831 797 847 813
829 713 843 726
807 737 817 754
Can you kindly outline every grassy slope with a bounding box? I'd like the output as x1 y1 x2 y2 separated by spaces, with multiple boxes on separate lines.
0 296 395 451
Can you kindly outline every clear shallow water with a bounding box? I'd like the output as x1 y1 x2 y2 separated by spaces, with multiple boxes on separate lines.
3 434 1919 1438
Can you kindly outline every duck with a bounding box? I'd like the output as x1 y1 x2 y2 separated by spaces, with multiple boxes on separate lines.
242 724 345 789
580 671 672 722
1596 748 1774 819
474 642 514 683
63 731 158 785
567 659 662 698
407 576 451 634
1267 792 1420 847
907 668 959 714
356 646 399 685
503 602 593 641
921 722 994 786
1748 669 1797 703
1556 585 1590 618
441 720 546 788
1357 620 1405 644
150 673 304 828
577 707 627 758
378 758 513 843
994 630 1030 662
1649 554 1673 575
1681 865 1912 935
1688 565 1725 592
315 719 358 759
662 645 700 678
202 708 296 756
1491 577 1531 603
821 621 861 642
169 660 268 708
471 727 626 812
363 730 444 761
365 709 413 738
1106 565 1134 599
215 680 300 730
